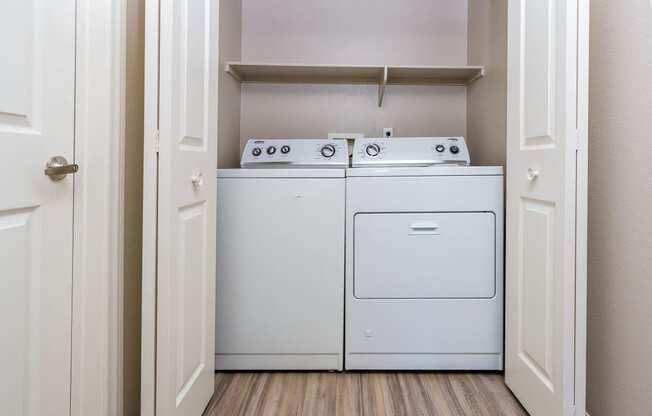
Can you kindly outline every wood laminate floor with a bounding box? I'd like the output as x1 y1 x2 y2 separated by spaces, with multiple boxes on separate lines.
204 372 528 416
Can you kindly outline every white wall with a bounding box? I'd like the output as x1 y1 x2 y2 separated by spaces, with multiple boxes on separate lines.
238 0 469 146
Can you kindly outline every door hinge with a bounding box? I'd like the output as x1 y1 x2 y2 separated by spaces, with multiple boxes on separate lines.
154 130 160 153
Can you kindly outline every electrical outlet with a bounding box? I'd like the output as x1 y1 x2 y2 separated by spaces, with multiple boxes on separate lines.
383 128 393 138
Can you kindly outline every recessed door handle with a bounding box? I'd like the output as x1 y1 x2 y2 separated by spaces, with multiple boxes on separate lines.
410 223 439 231
44 156 78 181
409 223 440 235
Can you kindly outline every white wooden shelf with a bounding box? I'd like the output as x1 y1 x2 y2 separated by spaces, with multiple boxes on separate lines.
225 62 485 107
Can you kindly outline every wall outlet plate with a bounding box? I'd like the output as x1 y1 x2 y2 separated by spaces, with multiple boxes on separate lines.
383 128 394 138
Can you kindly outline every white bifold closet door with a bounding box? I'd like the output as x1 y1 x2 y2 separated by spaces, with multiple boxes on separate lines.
505 1 588 416
143 0 219 414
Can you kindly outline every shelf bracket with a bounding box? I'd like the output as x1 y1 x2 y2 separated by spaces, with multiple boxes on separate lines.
466 67 485 85
225 63 242 82
378 66 388 107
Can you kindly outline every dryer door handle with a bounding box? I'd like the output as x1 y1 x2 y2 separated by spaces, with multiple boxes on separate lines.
409 222 440 235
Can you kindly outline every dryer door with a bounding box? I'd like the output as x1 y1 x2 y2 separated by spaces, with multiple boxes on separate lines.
354 212 496 299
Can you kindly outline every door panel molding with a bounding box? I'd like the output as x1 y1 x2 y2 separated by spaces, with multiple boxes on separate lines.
522 0 556 147
518 197 555 391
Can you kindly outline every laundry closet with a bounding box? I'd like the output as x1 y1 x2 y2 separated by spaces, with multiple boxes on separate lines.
142 1 588 415
217 0 507 169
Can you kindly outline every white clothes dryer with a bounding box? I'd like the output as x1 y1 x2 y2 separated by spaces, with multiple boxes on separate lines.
345 137 504 370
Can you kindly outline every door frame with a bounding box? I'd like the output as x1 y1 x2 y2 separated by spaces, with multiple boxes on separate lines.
575 0 589 413
137 0 591 414
70 0 128 415
141 0 159 414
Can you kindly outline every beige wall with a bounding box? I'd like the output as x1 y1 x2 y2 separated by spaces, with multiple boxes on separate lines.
241 0 468 65
218 0 243 168
124 0 145 414
466 0 507 167
239 0 469 145
587 1 652 415
240 84 467 143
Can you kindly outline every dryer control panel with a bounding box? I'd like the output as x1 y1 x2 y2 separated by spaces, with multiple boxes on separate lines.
241 139 348 168
352 137 470 167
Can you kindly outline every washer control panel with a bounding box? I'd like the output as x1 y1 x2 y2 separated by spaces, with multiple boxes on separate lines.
352 137 470 167
241 139 348 168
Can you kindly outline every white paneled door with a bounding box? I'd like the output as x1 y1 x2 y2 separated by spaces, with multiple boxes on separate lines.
151 0 219 414
505 1 587 416
0 1 76 415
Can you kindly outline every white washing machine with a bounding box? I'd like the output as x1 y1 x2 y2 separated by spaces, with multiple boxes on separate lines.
345 137 504 370
215 139 347 370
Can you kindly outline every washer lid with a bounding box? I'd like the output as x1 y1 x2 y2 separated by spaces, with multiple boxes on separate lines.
346 166 503 177
217 168 345 178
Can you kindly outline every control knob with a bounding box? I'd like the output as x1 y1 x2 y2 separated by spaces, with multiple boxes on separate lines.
266 146 277 155
435 144 445 153
281 145 291 154
365 143 381 157
450 145 460 154
320 144 336 158
251 147 262 157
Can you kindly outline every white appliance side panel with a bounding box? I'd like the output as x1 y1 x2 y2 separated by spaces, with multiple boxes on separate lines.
354 212 496 299
216 178 344 356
